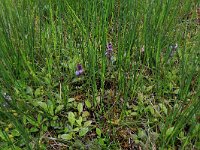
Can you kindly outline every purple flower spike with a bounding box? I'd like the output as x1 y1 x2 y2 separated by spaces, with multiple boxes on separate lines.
75 64 84 76
107 42 113 51
77 64 83 70
105 42 113 59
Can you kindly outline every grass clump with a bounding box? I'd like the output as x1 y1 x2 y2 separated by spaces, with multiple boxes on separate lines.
0 0 200 149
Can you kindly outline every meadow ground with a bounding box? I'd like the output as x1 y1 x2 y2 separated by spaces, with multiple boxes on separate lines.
0 0 200 149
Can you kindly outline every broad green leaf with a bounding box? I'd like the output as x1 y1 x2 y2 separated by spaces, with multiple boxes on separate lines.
166 127 174 137
79 127 89 137
159 103 168 115
73 127 80 132
22 115 27 124
84 120 92 127
0 130 6 141
96 96 101 105
146 85 153 92
35 87 43 97
173 89 179 94
37 101 48 112
96 128 101 137
132 105 138 111
29 127 39 133
11 129 20 137
134 139 140 144
53 116 58 120
68 112 75 126
147 105 155 115
85 100 91 108
73 101 78 107
131 134 138 140
60 134 72 140
34 88 40 97
138 93 144 102
76 116 82 126
55 105 64 114
26 86 33 96
47 100 54 115
13 146 21 150
77 103 83 114
98 138 105 145
68 98 75 102
130 112 138 116
82 111 90 118
37 114 42 124
108 119 120 125
179 131 184 138
151 132 159 140
42 125 48 132
26 117 39 127
138 129 146 139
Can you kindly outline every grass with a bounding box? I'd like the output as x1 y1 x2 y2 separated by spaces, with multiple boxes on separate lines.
0 0 200 149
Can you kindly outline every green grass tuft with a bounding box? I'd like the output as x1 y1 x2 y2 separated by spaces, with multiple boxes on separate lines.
0 0 199 149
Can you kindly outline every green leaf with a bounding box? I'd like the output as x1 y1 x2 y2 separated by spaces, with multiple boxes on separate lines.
37 101 48 112
98 138 105 145
82 111 90 118
131 134 138 140
147 105 155 115
130 112 138 116
0 130 6 141
159 103 168 115
26 86 33 96
96 96 101 105
138 129 146 139
47 100 54 115
79 127 89 137
138 93 144 102
76 116 82 126
12 146 21 150
85 100 91 108
173 89 179 94
151 132 159 140
42 125 48 132
146 85 153 92
73 127 80 132
60 134 72 140
26 117 39 127
68 112 75 126
134 139 140 144
77 103 83 114
68 98 75 102
11 129 20 137
84 120 92 127
96 128 101 137
35 87 43 97
37 114 42 124
29 127 39 133
166 127 174 137
53 116 58 120
55 105 64 114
